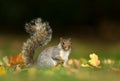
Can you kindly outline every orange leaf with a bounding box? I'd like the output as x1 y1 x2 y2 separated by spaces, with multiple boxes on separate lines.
9 53 26 66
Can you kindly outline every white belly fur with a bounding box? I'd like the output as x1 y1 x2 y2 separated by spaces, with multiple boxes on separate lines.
60 49 70 61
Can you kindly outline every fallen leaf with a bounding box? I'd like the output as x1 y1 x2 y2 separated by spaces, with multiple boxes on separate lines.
88 53 100 67
52 63 63 70
103 59 115 65
110 67 120 72
81 64 90 67
9 53 25 66
0 61 6 75
73 59 80 69
0 67 6 75
79 58 87 64
68 59 73 65
68 59 80 69
0 60 3 66
3 56 10 67
15 65 22 72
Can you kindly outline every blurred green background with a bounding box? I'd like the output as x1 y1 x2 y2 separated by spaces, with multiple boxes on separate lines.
1 1 120 81
0 0 120 59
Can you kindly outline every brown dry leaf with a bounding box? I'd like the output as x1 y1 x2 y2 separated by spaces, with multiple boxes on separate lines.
16 53 25 65
9 53 25 66
73 59 80 69
15 65 22 72
68 59 80 69
88 53 100 67
110 67 120 72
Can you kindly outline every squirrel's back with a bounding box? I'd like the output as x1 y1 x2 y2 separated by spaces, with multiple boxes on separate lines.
21 18 52 66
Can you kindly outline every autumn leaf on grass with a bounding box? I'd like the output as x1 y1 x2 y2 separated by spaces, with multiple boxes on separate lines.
68 59 80 69
9 53 25 66
68 59 73 65
52 62 63 70
81 64 90 68
0 61 6 75
72 59 80 69
79 58 87 64
88 53 100 67
0 66 6 75
79 58 90 68
15 64 22 72
3 56 10 67
0 61 3 65
103 59 115 65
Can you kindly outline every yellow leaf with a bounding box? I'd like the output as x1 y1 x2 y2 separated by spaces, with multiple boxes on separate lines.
0 61 3 66
2 56 10 67
79 58 87 64
68 59 80 69
81 64 90 67
52 63 63 70
88 53 100 67
0 66 6 75
103 59 115 65
0 61 6 75
68 59 73 65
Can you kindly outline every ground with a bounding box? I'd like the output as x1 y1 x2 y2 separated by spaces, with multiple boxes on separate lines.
0 34 120 81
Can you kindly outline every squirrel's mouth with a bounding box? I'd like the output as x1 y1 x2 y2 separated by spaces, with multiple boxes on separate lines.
63 47 69 51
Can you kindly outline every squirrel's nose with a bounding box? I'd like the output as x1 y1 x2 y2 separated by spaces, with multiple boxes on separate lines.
65 47 68 50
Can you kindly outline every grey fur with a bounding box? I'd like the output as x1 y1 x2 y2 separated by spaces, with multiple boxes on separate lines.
36 46 61 67
21 18 52 66
36 41 71 68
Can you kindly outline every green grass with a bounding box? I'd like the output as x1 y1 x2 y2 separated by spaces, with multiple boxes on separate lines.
1 67 120 81
0 35 120 81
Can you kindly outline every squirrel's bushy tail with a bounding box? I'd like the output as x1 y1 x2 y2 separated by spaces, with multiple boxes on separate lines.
21 18 52 66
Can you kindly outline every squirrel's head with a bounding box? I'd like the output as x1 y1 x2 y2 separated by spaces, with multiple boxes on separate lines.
60 37 72 51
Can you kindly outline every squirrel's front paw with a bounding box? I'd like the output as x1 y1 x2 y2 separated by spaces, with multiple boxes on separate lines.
59 59 64 64
52 56 64 63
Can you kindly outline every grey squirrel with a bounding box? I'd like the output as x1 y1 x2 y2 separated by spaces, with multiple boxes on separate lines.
21 18 72 68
